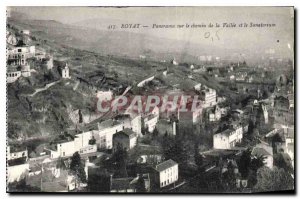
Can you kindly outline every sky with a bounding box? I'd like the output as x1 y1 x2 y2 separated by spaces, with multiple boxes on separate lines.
9 6 294 58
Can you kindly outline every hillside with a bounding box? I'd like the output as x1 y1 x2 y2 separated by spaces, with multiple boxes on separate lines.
7 17 238 145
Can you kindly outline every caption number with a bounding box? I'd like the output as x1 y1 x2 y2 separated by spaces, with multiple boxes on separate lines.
108 25 116 30
204 30 220 41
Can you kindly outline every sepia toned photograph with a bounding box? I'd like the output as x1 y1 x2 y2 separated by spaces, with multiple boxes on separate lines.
6 6 294 193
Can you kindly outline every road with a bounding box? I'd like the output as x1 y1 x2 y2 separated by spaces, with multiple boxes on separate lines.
27 80 61 97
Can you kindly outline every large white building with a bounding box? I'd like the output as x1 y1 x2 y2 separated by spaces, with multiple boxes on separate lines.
7 46 35 66
213 125 244 149
7 69 21 83
49 131 97 159
7 146 29 183
49 114 142 158
154 159 178 188
7 146 28 161
94 115 142 149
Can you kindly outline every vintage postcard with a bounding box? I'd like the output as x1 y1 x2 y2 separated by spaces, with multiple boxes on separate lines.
6 6 294 193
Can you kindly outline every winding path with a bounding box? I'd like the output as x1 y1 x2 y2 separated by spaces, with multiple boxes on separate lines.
27 80 61 97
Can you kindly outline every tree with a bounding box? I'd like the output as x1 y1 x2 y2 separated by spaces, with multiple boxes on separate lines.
112 144 128 178
274 153 293 174
8 177 40 192
88 136 96 145
135 175 146 192
194 142 204 172
254 166 294 192
222 161 237 191
70 152 87 188
87 168 110 192
247 119 255 138
152 127 159 137
238 149 252 178
250 155 266 172
78 109 83 123
162 135 189 168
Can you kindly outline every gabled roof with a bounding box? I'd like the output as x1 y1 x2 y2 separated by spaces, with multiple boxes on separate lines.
110 177 135 190
216 128 233 137
114 128 136 138
155 159 177 172
98 119 121 131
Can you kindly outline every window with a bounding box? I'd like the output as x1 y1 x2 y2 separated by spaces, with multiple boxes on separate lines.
63 152 65 156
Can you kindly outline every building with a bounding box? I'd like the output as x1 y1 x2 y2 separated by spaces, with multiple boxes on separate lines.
137 154 163 165
110 177 136 192
48 131 97 158
113 128 137 151
7 146 29 183
7 67 21 83
153 159 178 188
273 95 294 126
94 119 125 149
7 162 29 184
96 90 113 102
178 105 203 124
274 129 294 168
252 143 273 169
21 64 31 77
199 86 217 108
85 115 141 150
20 30 30 35
156 119 177 136
26 166 77 192
194 83 202 91
43 56 54 70
207 105 222 122
171 58 178 65
143 114 159 133
213 125 244 149
7 45 35 66
60 63 70 79
35 47 47 61
131 115 142 137
7 146 28 161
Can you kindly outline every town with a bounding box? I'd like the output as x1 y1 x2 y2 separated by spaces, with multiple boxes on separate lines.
6 7 294 193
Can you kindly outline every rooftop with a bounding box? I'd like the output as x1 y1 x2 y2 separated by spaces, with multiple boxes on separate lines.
98 119 121 131
122 128 136 136
216 128 233 137
114 128 136 138
155 159 177 172
110 177 135 191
